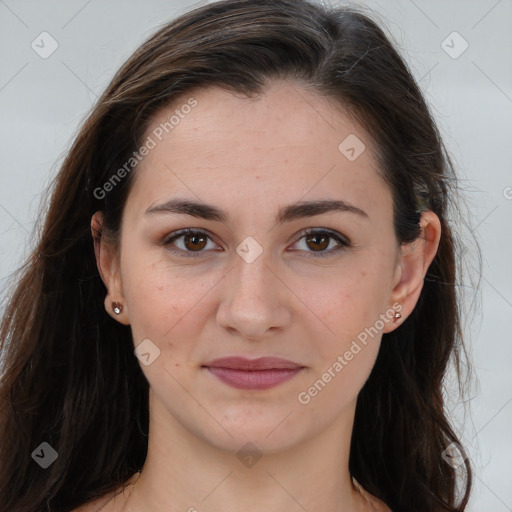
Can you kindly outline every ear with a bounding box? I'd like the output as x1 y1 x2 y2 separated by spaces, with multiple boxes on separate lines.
383 210 441 333
91 211 130 325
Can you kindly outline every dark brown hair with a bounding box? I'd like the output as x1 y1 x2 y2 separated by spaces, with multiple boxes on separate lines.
0 0 479 510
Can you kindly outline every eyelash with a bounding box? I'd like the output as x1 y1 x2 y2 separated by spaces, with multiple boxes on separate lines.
161 228 352 258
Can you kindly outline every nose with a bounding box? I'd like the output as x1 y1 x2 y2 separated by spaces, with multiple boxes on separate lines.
216 249 292 341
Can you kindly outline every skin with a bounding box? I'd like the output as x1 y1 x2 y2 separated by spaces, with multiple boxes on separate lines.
88 80 441 512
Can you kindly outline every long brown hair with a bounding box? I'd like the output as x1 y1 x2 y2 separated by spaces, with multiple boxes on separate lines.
0 1 479 510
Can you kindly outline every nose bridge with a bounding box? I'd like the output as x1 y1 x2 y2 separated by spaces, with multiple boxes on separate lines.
216 243 290 338
230 244 275 304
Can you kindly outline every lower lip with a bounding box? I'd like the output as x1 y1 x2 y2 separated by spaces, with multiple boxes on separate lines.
205 367 303 390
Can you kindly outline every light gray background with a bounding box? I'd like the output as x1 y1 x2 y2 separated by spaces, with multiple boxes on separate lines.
0 0 511 510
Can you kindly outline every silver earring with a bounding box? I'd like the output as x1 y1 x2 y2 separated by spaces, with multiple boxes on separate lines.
112 302 123 315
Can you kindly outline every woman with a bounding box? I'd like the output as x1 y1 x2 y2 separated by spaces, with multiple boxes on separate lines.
0 0 476 510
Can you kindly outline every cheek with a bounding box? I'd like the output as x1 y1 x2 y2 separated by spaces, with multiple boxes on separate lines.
314 267 384 330
308 262 390 369
121 255 216 344
302 278 384 408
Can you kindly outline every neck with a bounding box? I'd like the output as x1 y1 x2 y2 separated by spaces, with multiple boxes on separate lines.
119 391 371 512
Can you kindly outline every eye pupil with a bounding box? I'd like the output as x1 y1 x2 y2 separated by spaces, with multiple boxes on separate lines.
306 233 329 251
185 233 207 251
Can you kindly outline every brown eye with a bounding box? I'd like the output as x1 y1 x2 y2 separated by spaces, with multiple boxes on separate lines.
305 232 330 252
163 229 218 257
291 228 351 258
183 232 207 251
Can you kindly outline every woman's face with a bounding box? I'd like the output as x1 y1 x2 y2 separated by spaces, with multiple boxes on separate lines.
105 80 408 452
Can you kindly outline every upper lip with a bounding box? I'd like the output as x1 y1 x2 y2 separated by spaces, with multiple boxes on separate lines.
203 356 304 370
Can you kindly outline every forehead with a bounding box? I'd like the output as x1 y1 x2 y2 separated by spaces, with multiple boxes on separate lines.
128 80 392 225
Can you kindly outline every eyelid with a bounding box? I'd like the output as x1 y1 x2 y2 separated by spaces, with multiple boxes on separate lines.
161 228 221 257
295 227 351 247
288 227 352 257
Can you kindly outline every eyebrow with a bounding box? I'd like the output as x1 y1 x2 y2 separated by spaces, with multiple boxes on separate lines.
145 198 369 224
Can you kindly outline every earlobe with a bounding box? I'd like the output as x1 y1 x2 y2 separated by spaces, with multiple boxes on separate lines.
104 296 130 326
384 210 442 333
91 211 130 325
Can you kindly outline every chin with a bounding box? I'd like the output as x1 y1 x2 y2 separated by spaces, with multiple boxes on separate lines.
198 406 306 453
207 429 303 457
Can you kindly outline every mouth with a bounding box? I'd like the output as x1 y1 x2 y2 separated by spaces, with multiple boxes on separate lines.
202 356 305 390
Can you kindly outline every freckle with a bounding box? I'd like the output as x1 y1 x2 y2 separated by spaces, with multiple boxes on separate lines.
175 363 180 367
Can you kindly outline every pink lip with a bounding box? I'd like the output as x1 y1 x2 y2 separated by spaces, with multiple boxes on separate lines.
203 357 305 390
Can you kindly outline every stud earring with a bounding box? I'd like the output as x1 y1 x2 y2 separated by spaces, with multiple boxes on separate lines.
393 311 402 323
112 302 123 315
